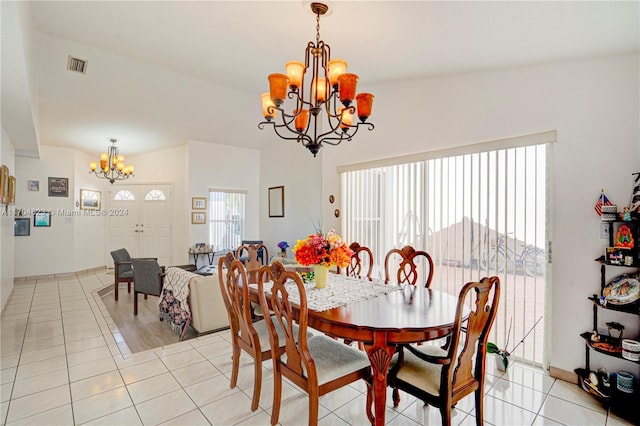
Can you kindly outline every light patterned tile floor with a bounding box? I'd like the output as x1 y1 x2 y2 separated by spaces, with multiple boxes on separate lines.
0 271 633 426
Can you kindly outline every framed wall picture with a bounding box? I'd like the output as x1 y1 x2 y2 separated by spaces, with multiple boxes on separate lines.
7 176 16 204
191 211 206 224
48 177 69 197
0 165 8 199
268 186 284 218
80 189 101 210
34 211 51 227
14 218 30 236
192 197 207 210
28 180 39 191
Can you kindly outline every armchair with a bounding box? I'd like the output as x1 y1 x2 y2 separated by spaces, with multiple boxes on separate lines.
131 258 165 316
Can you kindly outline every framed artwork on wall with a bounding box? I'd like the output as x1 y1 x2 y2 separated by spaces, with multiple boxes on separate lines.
80 189 101 210
7 176 15 204
14 218 30 236
28 180 40 191
48 177 69 197
34 211 51 227
268 186 284 218
191 211 206 224
192 197 207 210
0 165 8 199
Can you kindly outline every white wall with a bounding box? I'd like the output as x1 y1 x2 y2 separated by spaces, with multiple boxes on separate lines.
0 128 16 309
15 146 79 276
320 54 640 375
187 140 260 250
258 134 323 257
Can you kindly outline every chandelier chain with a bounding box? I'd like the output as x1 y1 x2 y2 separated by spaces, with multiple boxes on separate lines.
316 12 321 45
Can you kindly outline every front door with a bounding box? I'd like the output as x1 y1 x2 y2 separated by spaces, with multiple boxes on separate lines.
108 184 172 266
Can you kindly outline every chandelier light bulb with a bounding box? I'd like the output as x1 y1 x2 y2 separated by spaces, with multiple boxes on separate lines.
89 138 135 184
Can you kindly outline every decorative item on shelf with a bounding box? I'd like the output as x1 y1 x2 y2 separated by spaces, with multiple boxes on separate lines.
258 2 375 157
601 205 618 222
293 229 352 288
88 138 135 184
628 172 640 214
616 371 635 394
602 274 640 305
595 189 615 219
277 241 289 258
621 339 640 361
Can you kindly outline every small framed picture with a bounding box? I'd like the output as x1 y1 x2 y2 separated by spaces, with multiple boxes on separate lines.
192 197 207 210
14 218 30 236
191 211 206 224
48 177 69 197
28 180 39 191
268 186 285 218
80 189 101 210
34 211 51 227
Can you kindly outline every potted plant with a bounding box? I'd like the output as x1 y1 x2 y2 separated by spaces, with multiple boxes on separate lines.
487 316 543 371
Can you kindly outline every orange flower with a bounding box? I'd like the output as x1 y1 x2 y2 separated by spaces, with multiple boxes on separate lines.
293 230 352 268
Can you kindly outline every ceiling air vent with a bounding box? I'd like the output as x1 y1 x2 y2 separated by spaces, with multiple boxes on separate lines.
67 56 87 74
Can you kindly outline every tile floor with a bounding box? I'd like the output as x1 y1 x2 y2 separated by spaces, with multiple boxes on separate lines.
0 270 633 426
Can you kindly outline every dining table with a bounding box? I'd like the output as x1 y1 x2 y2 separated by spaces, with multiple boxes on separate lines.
249 272 463 426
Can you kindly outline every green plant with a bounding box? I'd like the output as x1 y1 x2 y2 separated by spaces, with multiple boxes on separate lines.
486 342 511 370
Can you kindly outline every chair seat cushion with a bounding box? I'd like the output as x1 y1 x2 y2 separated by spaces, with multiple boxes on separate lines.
307 334 370 386
119 270 134 279
395 344 447 397
251 317 311 349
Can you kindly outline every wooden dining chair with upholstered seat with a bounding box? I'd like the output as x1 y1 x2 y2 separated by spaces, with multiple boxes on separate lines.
384 276 500 426
256 260 374 426
338 242 374 281
236 242 269 283
217 254 292 412
384 245 434 287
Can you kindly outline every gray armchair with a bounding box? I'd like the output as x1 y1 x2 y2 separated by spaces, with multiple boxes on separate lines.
110 248 135 301
131 258 165 315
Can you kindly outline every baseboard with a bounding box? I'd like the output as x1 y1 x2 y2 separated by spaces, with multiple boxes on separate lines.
549 365 578 384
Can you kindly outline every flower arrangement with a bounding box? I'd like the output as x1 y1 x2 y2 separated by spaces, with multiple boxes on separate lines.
277 241 289 252
293 230 352 268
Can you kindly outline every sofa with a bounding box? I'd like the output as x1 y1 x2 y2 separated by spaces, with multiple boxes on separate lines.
188 269 229 335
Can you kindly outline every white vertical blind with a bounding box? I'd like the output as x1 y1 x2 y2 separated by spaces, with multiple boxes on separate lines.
341 141 549 366
209 190 246 251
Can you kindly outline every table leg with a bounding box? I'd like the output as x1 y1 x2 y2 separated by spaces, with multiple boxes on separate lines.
364 331 395 426
207 251 215 265
192 253 198 269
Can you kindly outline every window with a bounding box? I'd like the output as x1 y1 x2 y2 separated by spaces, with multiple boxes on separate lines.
113 190 135 201
341 134 551 366
209 190 246 250
145 189 166 201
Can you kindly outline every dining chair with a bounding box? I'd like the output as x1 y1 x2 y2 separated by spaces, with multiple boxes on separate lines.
256 260 374 426
338 242 374 281
130 258 165 315
384 245 434 287
236 242 270 284
217 255 289 412
384 276 501 426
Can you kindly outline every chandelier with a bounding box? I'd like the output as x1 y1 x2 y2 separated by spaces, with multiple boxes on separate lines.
258 2 374 157
88 138 135 184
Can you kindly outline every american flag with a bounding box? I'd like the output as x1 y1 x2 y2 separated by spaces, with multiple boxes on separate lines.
594 191 613 216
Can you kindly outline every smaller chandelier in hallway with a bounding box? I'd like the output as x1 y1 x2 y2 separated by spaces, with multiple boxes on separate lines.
89 138 135 184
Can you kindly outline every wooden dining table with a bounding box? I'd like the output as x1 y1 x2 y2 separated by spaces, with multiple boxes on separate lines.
250 273 463 426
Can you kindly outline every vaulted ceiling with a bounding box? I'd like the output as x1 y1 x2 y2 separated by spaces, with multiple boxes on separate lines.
3 1 639 158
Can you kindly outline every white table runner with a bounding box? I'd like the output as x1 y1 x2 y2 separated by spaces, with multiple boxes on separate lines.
250 274 400 312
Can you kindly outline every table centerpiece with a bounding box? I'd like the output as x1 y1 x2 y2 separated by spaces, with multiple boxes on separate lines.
293 229 352 288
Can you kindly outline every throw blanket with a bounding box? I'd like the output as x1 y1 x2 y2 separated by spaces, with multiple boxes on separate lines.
159 267 196 340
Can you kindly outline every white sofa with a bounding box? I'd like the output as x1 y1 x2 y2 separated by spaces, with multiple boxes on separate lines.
188 269 229 335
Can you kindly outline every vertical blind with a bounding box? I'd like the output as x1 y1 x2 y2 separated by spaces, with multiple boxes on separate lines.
209 190 246 251
341 141 549 366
